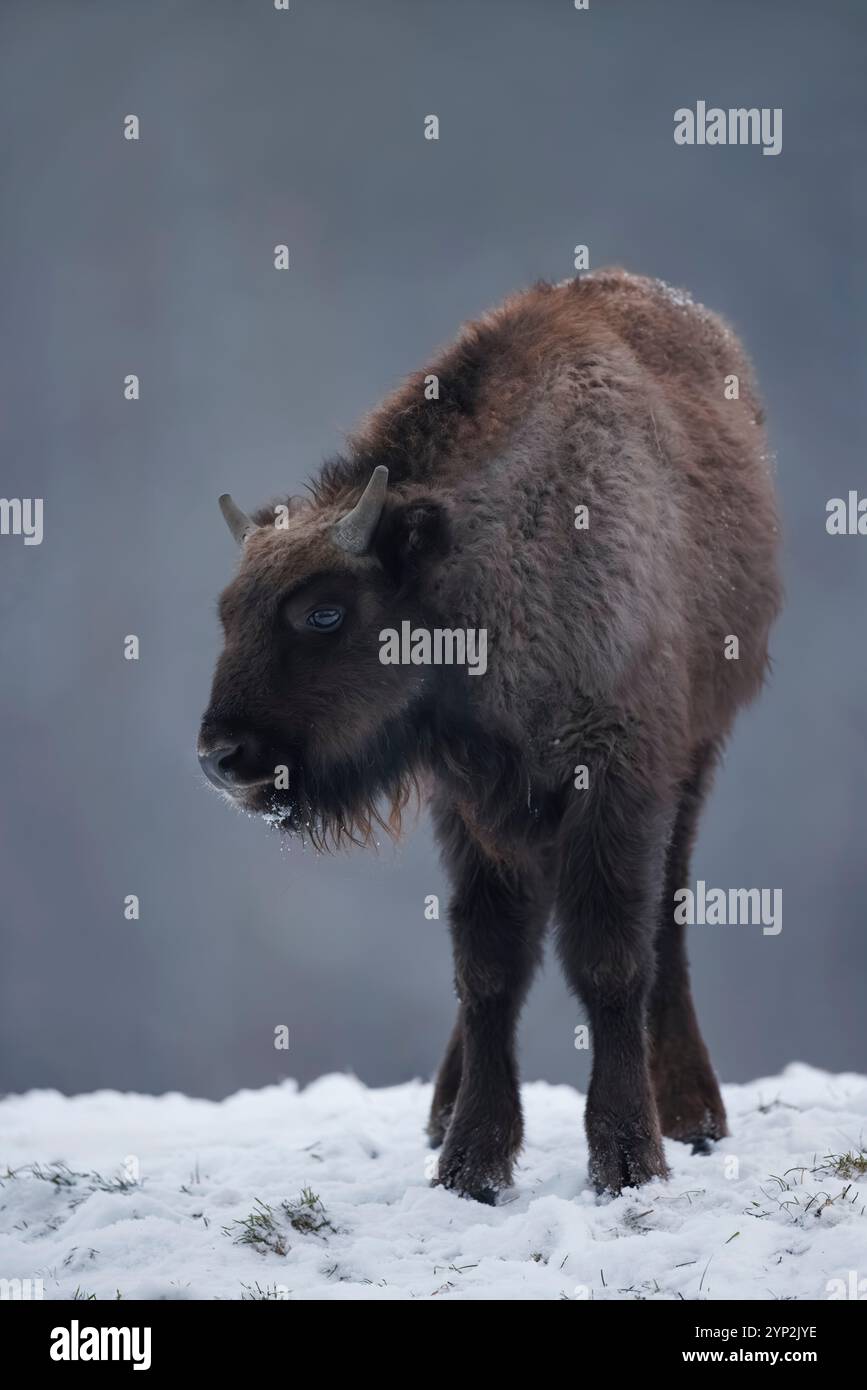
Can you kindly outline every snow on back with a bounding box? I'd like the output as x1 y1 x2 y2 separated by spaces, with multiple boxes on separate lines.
0 1066 864 1301
653 276 699 310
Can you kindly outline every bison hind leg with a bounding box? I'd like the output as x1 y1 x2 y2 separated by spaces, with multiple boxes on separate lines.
649 742 728 1151
427 1015 463 1149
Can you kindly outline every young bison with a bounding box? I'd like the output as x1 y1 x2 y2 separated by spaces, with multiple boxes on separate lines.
199 270 781 1201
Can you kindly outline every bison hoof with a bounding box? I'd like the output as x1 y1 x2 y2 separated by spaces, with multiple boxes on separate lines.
433 1175 500 1205
655 1072 728 1148
662 1106 728 1150
590 1146 669 1196
433 1144 513 1205
587 1113 669 1195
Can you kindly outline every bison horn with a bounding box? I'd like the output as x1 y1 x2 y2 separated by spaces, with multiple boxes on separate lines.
332 465 389 555
218 494 256 545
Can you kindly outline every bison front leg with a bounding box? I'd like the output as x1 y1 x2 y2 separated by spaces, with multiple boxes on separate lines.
556 771 672 1195
431 822 549 1203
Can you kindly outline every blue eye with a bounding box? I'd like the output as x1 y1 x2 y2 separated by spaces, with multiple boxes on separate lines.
306 606 344 631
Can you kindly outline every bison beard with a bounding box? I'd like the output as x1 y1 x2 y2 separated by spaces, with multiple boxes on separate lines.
200 270 782 1201
235 710 425 852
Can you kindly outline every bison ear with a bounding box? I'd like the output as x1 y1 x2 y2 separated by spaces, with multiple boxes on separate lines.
373 498 451 582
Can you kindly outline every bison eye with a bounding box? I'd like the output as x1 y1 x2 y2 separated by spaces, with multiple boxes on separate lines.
306 605 344 632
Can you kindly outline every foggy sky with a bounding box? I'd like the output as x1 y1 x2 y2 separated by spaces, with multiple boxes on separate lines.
1 0 865 1101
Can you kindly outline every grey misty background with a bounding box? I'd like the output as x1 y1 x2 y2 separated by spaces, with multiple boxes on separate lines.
1 0 865 1102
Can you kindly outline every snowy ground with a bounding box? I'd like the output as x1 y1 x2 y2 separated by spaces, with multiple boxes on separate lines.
1 1064 865 1301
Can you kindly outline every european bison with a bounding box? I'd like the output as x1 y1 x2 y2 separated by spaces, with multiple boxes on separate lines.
199 270 781 1200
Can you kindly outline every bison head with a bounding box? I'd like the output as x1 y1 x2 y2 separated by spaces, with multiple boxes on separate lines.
198 467 451 848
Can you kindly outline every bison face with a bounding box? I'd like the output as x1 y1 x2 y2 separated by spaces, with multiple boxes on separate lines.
198 468 450 847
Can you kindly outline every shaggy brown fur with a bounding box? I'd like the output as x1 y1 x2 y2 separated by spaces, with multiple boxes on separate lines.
199 270 782 1199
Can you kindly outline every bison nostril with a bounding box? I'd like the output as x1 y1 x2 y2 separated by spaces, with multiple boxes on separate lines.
198 738 271 791
199 742 242 790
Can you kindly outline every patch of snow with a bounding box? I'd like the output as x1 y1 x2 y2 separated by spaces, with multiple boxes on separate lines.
0 1065 864 1301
